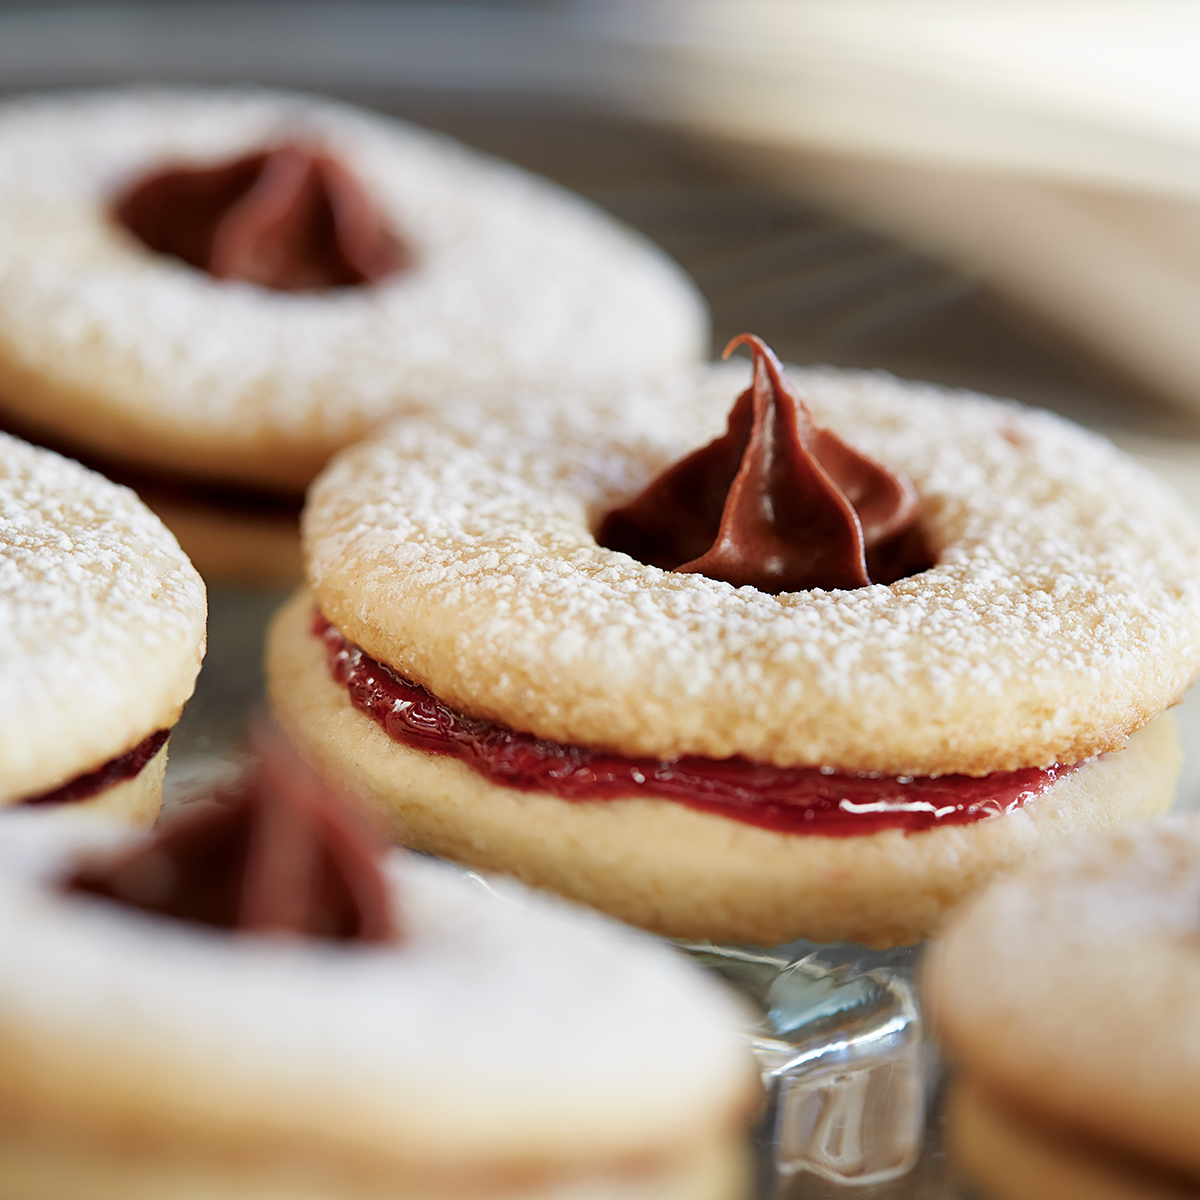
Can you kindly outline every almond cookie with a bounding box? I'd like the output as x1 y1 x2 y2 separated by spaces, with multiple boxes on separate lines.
0 433 206 824
0 737 755 1199
268 339 1200 945
0 88 707 583
926 816 1200 1195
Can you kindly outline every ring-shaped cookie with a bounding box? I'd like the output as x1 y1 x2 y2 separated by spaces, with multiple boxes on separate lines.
268 587 1179 946
927 816 1200 1188
0 88 706 493
0 814 752 1199
0 433 205 812
944 1076 1190 1200
304 362 1200 777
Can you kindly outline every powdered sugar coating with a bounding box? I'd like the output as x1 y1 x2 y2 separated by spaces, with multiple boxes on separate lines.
268 589 1179 947
0 435 205 802
0 814 751 1172
306 363 1200 775
0 88 707 490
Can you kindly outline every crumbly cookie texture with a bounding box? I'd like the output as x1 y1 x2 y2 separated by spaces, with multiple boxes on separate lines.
267 589 1179 947
305 361 1200 776
0 88 707 491
0 815 753 1199
926 816 1200 1183
0 435 205 804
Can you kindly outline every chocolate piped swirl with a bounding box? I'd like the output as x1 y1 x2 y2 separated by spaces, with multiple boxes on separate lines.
599 334 931 592
68 730 397 943
114 142 407 291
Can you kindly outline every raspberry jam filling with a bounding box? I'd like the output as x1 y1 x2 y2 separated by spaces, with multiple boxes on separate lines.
20 729 169 807
316 615 1070 835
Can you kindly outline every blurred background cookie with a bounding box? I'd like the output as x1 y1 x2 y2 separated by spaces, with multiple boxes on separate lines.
0 87 708 583
927 815 1200 1197
0 433 206 825
0 737 755 1199
944 1074 1193 1200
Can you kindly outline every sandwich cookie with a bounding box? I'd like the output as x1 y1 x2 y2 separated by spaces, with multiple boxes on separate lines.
926 816 1200 1198
943 1076 1193 1200
0 735 755 1199
268 336 1200 946
0 432 205 825
0 88 707 583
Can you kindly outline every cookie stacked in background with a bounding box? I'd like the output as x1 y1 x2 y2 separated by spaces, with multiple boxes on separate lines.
0 432 205 823
927 817 1200 1200
269 336 1200 948
0 88 709 582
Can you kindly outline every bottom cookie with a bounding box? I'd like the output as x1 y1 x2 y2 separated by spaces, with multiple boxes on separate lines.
145 497 302 587
6 740 166 828
0 1122 747 1200
945 1076 1193 1200
926 816 1200 1187
0 411 302 587
267 589 1181 947
0 793 754 1200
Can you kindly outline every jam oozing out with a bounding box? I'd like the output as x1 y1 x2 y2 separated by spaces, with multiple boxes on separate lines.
114 141 407 291
316 615 1069 836
20 729 169 807
68 727 397 943
599 334 933 593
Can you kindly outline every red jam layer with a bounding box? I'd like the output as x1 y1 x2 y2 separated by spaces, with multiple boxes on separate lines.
21 729 169 807
316 615 1070 836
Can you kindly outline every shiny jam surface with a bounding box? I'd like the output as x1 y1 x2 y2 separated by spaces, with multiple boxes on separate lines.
316 616 1069 836
21 729 169 807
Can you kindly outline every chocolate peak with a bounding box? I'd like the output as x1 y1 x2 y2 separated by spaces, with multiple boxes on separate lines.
113 142 408 291
598 334 929 593
68 728 397 943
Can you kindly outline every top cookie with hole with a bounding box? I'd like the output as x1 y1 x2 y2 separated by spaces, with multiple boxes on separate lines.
0 87 707 498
